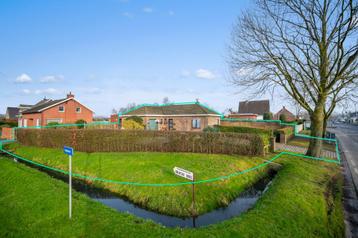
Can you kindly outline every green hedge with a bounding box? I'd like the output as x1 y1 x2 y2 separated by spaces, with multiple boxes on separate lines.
0 120 18 128
16 128 265 156
277 127 294 136
206 125 271 146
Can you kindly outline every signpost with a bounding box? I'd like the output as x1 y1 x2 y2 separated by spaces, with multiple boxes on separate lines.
63 146 74 219
173 167 195 219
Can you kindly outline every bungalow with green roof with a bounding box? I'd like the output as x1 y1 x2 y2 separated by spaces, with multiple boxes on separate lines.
111 102 222 131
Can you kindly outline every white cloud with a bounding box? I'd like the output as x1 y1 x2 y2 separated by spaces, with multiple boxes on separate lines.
122 12 134 18
15 73 32 83
40 75 64 83
168 10 175 16
143 7 153 13
195 69 217 80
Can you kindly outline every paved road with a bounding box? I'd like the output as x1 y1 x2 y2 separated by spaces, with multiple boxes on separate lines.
330 123 358 191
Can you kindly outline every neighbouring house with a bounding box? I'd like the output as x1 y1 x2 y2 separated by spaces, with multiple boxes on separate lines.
238 100 270 120
111 102 222 131
273 106 296 122
5 104 33 120
18 92 93 127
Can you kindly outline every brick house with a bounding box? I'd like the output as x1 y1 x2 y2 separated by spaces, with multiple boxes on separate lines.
226 113 258 120
112 102 221 131
274 106 296 122
18 92 93 127
5 104 33 120
238 100 270 120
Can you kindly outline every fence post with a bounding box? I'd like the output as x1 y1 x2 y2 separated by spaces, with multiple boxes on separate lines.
270 136 276 152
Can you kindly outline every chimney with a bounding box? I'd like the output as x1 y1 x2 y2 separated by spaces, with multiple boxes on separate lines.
67 92 74 99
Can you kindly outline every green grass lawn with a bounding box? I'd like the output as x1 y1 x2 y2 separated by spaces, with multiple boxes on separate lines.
0 152 344 237
5 143 272 217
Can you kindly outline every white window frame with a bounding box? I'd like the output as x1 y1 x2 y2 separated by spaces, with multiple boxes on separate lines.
76 107 81 113
46 119 63 124
59 106 65 112
192 118 201 129
36 119 40 127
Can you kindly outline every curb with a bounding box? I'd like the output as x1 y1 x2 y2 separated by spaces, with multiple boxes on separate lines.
341 146 358 238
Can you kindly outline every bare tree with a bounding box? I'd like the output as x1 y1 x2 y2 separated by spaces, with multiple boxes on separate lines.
118 103 137 114
162 97 170 104
229 0 358 156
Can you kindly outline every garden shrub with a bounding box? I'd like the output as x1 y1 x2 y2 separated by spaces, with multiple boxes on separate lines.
277 127 294 136
279 114 287 122
213 125 271 146
75 119 87 129
263 112 273 120
122 120 144 130
0 120 18 128
125 116 144 125
46 122 60 128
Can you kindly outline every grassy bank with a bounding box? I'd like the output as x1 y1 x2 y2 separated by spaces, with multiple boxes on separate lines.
0 152 344 237
5 143 271 217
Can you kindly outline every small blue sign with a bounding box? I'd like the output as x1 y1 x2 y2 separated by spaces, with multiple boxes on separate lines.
63 146 74 156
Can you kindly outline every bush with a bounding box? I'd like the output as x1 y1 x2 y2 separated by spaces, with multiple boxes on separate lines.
122 120 144 130
203 126 220 132
214 125 271 146
46 122 60 128
75 119 87 129
277 127 294 136
279 114 287 122
125 116 143 125
0 120 18 128
263 112 273 120
16 129 265 156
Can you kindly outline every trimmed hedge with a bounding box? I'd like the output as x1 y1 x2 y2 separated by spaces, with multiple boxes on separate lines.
277 127 294 136
206 125 271 146
16 129 265 156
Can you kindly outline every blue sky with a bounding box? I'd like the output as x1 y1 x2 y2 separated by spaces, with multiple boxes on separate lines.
0 0 288 116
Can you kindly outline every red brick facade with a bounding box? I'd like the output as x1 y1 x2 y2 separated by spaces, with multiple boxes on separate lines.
226 113 258 120
19 95 93 127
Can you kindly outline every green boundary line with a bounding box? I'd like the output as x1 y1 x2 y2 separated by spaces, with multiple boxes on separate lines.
118 101 223 117
1 109 341 186
0 147 339 187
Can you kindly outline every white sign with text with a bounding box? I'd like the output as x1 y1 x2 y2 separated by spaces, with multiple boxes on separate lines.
173 167 194 181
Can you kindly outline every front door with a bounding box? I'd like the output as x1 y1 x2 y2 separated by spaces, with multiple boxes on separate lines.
148 119 158 130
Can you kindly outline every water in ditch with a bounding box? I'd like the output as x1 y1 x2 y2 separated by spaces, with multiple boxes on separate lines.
85 172 275 228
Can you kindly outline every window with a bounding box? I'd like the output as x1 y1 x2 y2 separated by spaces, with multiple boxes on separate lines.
59 106 65 112
46 119 62 124
168 119 174 130
76 107 81 113
192 119 201 129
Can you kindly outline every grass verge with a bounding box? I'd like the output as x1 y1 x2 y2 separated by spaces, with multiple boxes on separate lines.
5 143 271 217
0 152 344 237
